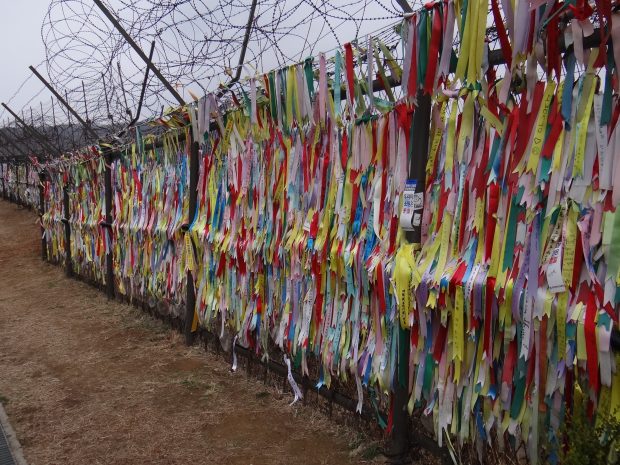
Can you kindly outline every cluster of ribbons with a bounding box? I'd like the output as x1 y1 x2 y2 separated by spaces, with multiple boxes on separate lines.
0 163 15 198
0 163 38 207
42 151 108 279
400 3 620 465
24 166 39 207
184 28 435 420
184 3 620 464
28 0 620 461
111 131 188 305
189 105 410 399
69 156 107 281
42 167 68 264
410 73 620 464
180 0 463 428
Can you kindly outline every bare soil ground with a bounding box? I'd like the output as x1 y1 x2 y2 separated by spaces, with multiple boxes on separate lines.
0 200 385 465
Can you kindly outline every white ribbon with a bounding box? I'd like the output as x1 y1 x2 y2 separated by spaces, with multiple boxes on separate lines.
437 1 455 82
284 355 303 405
250 78 257 124
355 372 363 414
401 18 415 98
231 335 238 372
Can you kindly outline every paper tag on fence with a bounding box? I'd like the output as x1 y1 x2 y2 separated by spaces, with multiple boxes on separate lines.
184 233 195 271
400 180 418 231
546 244 566 293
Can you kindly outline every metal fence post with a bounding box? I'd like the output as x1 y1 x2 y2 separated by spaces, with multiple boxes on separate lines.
8 164 13 202
183 136 200 345
62 182 74 277
25 163 29 208
0 163 5 199
389 90 432 463
103 150 116 299
39 169 48 261
15 163 20 205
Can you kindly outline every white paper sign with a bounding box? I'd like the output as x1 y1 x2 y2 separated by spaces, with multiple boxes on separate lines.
399 180 417 231
546 244 566 293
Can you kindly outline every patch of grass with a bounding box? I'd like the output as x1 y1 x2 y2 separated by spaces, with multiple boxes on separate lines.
361 444 381 460
179 376 206 390
119 309 168 336
200 382 219 400
142 319 168 334
562 392 620 465
255 391 270 399
348 438 382 461
0 394 9 404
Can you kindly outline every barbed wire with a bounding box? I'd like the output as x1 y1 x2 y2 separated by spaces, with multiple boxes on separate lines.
0 0 421 160
37 0 406 127
0 0 553 161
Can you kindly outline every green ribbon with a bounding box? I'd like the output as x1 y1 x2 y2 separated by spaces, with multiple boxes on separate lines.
422 353 434 400
304 57 315 100
268 71 277 121
602 45 614 126
334 51 342 115
502 198 521 271
608 208 620 299
418 9 429 90
241 88 251 117
278 68 288 131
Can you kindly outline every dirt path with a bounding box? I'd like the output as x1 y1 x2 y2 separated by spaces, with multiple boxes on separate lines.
0 200 382 465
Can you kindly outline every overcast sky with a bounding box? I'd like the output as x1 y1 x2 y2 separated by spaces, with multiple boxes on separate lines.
0 0 51 122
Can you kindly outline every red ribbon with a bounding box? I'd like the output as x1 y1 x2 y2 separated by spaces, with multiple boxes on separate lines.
344 43 356 108
376 264 387 315
491 0 512 69
424 6 443 94
341 130 349 171
485 182 500 261
458 185 469 250
132 168 142 202
433 324 448 362
546 4 561 80
483 277 496 358
584 290 599 392
540 99 563 159
349 169 360 225
513 83 544 170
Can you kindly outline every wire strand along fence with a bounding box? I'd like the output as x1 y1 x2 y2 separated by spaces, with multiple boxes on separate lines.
1 2 620 465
